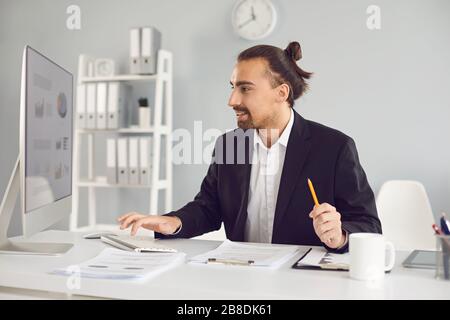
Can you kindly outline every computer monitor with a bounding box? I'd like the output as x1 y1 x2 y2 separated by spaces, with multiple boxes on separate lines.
0 46 74 255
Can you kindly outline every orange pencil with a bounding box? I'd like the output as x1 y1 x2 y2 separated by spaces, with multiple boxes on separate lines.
307 178 319 206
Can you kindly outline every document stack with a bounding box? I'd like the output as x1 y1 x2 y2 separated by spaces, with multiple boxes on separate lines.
52 248 185 281
106 137 153 185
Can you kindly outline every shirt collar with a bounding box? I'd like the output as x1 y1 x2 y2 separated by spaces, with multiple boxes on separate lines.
254 108 294 149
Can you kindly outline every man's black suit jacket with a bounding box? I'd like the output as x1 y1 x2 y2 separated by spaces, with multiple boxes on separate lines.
158 110 381 253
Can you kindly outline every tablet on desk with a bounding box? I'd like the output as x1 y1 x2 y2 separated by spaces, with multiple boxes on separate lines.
402 250 436 269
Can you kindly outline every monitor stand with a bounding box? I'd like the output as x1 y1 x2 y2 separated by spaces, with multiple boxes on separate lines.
0 157 73 255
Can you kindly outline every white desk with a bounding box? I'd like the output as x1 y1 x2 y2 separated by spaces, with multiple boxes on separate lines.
0 230 448 300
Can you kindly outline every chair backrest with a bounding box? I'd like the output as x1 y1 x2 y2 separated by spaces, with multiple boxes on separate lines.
376 180 435 251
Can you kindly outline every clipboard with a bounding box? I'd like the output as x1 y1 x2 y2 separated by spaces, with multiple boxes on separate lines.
291 248 349 271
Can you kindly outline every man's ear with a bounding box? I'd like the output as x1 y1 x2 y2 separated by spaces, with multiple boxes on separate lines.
276 83 290 103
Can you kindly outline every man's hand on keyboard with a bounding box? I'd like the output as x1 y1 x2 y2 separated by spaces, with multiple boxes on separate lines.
117 212 182 236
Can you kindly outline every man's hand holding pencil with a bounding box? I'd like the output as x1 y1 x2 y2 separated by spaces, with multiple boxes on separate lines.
307 178 347 249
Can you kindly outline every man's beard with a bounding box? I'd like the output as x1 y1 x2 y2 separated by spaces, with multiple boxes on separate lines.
237 118 255 129
234 107 255 129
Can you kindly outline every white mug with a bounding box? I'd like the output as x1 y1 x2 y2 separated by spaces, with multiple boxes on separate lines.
349 233 395 281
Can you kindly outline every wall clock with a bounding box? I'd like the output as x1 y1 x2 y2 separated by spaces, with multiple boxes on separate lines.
231 0 277 41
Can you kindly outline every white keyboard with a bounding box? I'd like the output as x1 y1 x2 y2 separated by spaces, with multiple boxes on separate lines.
101 234 177 253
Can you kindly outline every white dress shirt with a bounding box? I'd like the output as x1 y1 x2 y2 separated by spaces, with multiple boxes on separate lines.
245 109 294 243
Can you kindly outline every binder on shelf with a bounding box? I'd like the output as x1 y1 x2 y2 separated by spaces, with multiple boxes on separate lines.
106 138 117 184
78 54 95 79
140 27 161 75
107 82 127 129
96 82 108 129
87 61 95 77
129 28 141 74
76 84 86 129
107 82 119 129
139 137 152 185
128 138 139 185
86 83 97 129
117 138 129 184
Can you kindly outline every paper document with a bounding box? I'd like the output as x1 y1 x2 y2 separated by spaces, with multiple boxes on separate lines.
189 240 302 268
293 247 350 270
52 248 185 280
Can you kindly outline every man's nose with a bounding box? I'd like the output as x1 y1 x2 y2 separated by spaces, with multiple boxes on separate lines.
228 90 241 108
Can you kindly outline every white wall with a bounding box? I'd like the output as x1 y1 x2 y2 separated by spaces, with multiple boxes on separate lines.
1 0 450 236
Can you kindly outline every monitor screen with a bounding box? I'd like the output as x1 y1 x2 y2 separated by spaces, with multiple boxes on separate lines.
24 47 73 213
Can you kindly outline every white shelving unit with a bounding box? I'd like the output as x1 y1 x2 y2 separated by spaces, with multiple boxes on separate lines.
70 50 173 232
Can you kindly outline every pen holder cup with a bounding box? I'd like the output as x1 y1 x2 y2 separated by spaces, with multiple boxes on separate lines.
435 235 450 281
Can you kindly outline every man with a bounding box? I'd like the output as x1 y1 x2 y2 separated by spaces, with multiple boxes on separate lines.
118 41 381 253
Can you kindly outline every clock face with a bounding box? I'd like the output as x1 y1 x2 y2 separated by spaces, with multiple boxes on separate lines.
95 59 115 77
98 62 111 75
232 0 277 41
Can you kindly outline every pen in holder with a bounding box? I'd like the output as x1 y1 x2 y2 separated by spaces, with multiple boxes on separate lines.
435 234 450 280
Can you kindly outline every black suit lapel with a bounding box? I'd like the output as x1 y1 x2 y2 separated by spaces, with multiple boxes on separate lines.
229 129 254 241
272 111 312 241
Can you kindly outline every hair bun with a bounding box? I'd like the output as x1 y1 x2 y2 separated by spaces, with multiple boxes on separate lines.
285 41 302 61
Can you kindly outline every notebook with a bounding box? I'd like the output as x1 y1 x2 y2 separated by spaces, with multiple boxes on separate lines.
100 234 178 253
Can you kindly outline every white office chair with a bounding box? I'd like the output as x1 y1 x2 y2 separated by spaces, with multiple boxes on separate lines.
376 180 436 251
193 224 227 241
